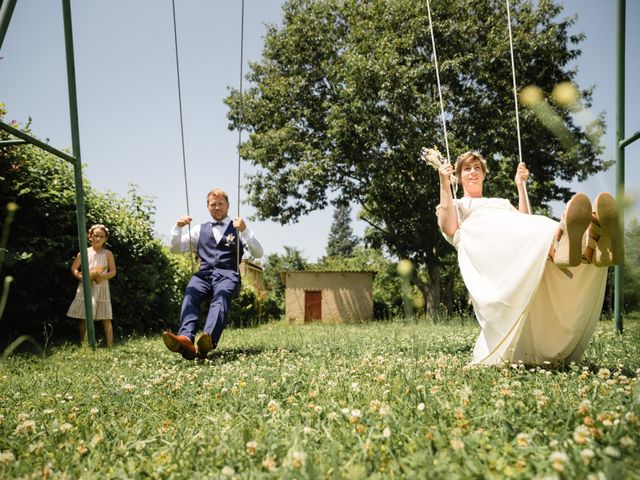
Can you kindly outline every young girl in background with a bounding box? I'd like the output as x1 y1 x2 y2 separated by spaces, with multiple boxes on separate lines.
67 224 117 347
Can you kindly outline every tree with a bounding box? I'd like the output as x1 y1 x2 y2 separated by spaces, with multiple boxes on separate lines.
262 246 308 305
326 203 358 258
226 0 607 312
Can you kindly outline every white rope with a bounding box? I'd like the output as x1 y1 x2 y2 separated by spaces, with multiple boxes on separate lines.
506 0 531 214
171 0 195 270
236 0 245 270
426 0 451 165
425 0 461 224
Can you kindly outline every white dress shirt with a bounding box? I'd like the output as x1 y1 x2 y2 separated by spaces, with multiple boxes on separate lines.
169 216 263 259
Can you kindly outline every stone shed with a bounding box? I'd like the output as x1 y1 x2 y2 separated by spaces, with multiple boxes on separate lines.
283 271 374 323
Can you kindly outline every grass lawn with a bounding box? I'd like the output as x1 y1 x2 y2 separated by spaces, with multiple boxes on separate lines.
1 318 639 479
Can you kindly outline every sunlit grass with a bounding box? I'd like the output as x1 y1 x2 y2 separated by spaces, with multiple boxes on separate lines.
1 319 638 478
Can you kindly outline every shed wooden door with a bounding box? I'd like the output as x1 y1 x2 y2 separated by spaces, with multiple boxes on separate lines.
304 290 322 323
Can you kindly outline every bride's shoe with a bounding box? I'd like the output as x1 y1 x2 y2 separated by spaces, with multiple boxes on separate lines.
553 193 592 268
591 192 624 267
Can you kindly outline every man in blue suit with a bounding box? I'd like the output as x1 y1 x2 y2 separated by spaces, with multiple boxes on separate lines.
162 188 263 359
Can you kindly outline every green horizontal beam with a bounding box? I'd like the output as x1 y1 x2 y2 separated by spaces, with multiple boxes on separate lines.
0 121 77 165
619 130 640 149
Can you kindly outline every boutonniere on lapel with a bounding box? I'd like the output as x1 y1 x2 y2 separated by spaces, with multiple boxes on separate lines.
225 233 236 247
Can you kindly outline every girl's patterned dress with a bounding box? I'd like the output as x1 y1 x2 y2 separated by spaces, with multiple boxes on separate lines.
67 247 113 320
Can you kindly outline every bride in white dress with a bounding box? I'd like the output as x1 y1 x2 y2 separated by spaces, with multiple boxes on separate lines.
436 151 624 366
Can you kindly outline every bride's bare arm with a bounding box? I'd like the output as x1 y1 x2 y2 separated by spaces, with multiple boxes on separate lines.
437 163 459 237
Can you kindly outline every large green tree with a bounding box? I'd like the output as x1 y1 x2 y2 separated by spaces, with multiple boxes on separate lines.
226 0 607 310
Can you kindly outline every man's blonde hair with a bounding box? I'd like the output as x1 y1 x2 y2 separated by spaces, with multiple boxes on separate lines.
206 188 229 204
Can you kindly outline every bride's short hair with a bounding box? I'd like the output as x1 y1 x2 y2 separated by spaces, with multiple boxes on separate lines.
454 150 488 182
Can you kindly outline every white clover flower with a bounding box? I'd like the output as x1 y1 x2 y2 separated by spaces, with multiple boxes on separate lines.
604 446 621 458
246 440 258 456
549 451 569 472
581 448 595 465
515 433 530 448
262 455 277 472
573 425 590 445
417 403 425 412
221 466 235 477
14 419 36 434
290 451 305 469
578 399 591 415
59 423 73 433
0 451 15 464
267 400 280 414
450 438 465 450
620 436 635 449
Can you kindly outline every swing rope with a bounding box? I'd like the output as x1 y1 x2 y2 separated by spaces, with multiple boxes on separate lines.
425 0 462 224
170 0 194 270
236 0 245 268
505 0 531 214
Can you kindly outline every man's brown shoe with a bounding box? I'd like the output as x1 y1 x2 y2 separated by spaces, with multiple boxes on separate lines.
196 332 214 359
162 331 196 360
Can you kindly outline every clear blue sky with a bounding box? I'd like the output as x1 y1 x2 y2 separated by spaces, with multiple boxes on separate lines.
1 1 638 262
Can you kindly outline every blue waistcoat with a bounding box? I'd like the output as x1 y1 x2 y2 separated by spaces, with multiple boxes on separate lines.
197 222 244 273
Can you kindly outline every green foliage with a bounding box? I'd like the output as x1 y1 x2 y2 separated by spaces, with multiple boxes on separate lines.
1 320 639 477
262 246 308 305
226 0 608 311
228 284 282 329
623 217 640 313
0 112 189 344
325 204 358 258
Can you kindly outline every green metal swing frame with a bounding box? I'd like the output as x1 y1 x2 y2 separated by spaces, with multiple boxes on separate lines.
0 0 97 347
0 0 637 335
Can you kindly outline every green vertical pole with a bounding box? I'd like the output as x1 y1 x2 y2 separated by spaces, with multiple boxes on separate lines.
614 0 625 333
0 0 17 50
62 0 95 347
